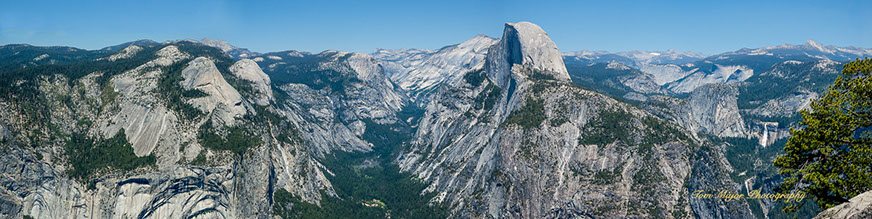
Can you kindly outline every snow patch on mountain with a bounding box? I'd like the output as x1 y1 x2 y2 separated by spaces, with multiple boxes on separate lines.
618 49 706 66
732 39 872 61
606 62 630 70
814 59 839 71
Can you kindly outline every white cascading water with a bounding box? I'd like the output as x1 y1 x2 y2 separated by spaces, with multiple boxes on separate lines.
759 124 769 147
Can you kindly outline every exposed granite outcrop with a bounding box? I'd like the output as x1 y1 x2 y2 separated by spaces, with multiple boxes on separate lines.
816 190 872 219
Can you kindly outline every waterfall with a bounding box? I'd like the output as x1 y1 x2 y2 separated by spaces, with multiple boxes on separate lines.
759 124 769 147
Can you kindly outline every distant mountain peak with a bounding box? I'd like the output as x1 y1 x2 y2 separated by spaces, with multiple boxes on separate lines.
194 38 260 59
804 39 830 53
199 38 234 52
470 34 496 40
562 49 706 69
100 39 159 51
731 40 870 60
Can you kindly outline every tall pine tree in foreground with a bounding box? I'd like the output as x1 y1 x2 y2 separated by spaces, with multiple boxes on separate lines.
775 58 872 212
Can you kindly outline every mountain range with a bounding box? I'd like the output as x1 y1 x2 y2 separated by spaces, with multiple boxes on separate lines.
0 22 867 218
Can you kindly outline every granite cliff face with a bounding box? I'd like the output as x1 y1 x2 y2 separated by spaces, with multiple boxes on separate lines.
229 59 273 106
397 22 749 218
179 56 247 126
643 84 748 139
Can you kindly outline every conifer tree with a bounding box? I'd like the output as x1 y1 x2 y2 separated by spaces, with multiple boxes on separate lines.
775 58 872 212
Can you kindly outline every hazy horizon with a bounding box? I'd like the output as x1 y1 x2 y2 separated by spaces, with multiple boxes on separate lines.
2 0 870 54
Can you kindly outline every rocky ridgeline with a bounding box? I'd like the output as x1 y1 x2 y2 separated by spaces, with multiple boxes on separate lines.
0 42 335 218
373 35 498 104
0 21 859 218
397 22 750 218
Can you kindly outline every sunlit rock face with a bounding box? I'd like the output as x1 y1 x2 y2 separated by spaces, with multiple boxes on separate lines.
180 57 247 126
230 59 273 106
486 22 570 89
815 190 872 219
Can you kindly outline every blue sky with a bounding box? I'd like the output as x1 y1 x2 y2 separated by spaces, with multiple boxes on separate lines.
1 0 869 54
